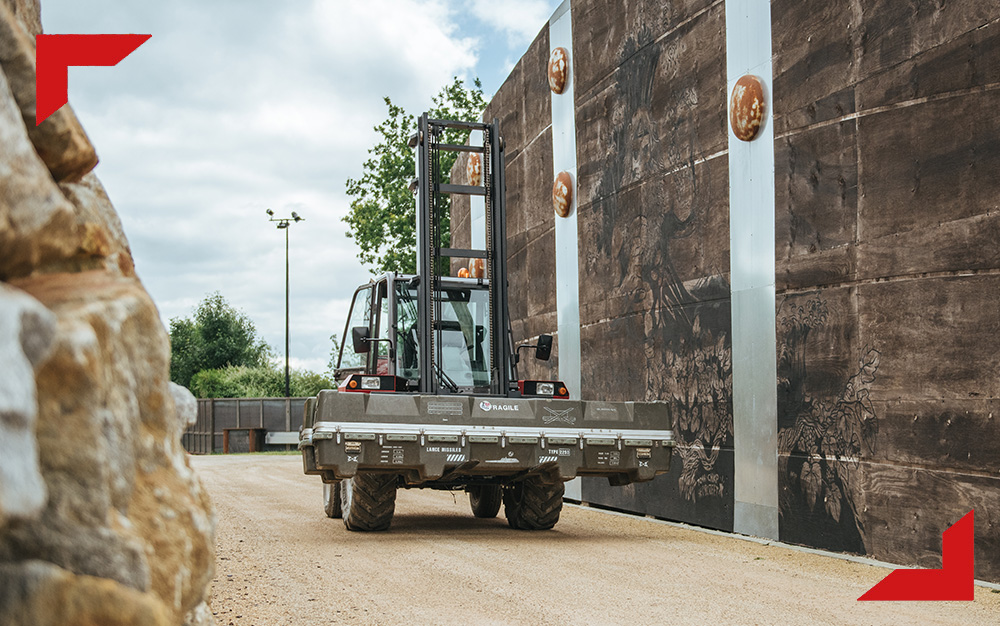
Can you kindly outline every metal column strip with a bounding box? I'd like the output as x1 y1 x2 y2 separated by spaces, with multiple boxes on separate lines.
549 0 582 500
726 0 779 539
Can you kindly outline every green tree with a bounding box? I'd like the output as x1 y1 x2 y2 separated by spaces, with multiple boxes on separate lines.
169 292 273 388
327 332 364 377
291 369 336 397
188 365 334 399
344 77 488 274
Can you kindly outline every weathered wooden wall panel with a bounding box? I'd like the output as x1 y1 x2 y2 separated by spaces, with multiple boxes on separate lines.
776 287 870 554
774 120 858 291
575 2 727 211
857 93 1000 247
875 400 1000 474
521 28 552 141
773 0 1000 581
489 63 526 164
853 275 1000 580
857 276 1000 401
581 443 736 530
860 464 1000 582
779 453 870 554
582 281 734 531
519 127 555 236
571 0 732 528
856 16 1000 110
856 0 995 82
770 0 856 133
580 313 647 402
577 189 648 325
572 0 720 99
577 158 731 327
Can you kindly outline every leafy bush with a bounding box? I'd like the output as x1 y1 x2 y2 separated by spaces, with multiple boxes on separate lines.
169 292 272 388
189 364 334 399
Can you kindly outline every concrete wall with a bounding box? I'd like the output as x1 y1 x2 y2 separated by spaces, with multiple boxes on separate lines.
455 0 1000 581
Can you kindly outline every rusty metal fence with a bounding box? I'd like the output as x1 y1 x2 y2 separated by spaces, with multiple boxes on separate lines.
182 397 309 454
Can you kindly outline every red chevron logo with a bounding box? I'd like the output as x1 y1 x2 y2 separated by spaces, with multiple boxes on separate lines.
859 510 975 601
35 34 151 125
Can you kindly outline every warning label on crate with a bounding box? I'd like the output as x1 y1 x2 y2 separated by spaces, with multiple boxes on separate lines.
380 446 405 465
596 451 621 466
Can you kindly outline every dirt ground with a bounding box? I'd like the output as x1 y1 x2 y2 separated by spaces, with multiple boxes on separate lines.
193 454 1000 626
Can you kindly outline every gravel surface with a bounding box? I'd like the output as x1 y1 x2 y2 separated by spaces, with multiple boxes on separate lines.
194 454 1000 626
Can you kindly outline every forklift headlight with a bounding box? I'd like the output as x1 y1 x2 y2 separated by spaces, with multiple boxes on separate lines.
362 376 381 390
537 382 555 396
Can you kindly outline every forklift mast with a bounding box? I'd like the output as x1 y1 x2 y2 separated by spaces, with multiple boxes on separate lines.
413 115 514 396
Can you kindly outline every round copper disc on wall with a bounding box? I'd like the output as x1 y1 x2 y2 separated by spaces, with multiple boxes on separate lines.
729 75 766 141
552 171 573 217
548 47 569 94
466 153 482 187
468 258 484 278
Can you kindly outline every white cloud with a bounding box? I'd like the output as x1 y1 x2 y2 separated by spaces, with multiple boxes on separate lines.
468 0 552 47
36 0 553 380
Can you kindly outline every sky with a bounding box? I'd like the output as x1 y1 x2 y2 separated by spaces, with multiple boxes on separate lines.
41 0 562 376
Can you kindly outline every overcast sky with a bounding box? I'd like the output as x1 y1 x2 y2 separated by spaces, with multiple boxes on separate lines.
41 0 560 375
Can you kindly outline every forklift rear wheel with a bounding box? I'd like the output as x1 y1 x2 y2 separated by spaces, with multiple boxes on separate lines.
468 485 502 518
503 477 564 530
342 473 398 531
323 481 342 519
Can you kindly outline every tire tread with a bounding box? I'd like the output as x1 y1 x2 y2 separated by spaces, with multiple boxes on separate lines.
343 473 397 531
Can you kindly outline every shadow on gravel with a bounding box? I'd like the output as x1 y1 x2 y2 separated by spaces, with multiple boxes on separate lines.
321 513 630 542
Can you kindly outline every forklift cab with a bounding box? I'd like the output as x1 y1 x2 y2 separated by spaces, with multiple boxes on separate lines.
334 273 496 394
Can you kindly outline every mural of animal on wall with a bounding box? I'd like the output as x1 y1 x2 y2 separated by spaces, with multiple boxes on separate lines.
777 296 881 554
587 31 734 513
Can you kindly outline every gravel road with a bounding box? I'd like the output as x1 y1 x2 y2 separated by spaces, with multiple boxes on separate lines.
193 454 1000 626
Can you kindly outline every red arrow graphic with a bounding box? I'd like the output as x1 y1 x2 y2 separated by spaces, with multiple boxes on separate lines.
859 510 975 601
34 34 151 125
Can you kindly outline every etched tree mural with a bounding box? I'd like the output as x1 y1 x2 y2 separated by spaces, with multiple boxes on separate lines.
777 296 881 553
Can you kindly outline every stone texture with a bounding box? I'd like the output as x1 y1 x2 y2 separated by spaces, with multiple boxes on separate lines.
60 172 137 277
0 62 78 280
0 3 99 183
0 9 132 281
0 0 41 37
0 2 216 623
0 284 55 523
0 272 216 622
0 560 171 626
184 601 214 626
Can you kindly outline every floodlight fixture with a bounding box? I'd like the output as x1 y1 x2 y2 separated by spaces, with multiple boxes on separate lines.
263 210 306 397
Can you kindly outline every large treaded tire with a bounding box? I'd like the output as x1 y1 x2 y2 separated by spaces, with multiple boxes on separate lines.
341 473 397 531
503 478 564 530
323 481 342 519
468 485 502 518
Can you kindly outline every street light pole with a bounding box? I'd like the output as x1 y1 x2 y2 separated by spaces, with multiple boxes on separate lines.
266 208 304 398
284 223 290 398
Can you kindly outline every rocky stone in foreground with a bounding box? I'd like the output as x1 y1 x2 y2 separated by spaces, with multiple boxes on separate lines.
0 2 216 624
